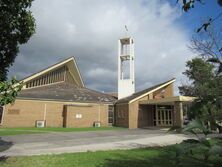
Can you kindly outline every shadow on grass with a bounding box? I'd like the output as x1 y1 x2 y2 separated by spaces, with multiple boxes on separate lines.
0 137 12 162
98 147 222 167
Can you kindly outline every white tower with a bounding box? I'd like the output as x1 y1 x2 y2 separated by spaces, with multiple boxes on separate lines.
118 37 135 99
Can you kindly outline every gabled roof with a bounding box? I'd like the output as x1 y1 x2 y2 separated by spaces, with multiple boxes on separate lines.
116 78 175 104
17 82 116 104
21 57 84 87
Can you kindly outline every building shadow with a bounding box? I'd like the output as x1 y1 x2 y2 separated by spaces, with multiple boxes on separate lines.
0 137 13 162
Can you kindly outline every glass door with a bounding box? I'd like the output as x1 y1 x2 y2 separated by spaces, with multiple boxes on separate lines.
154 105 173 126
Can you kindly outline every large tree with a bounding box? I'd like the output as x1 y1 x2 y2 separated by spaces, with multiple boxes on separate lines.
179 57 222 131
0 0 35 106
0 0 35 81
181 27 222 106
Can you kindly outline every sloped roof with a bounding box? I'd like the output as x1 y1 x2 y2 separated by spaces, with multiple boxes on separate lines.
17 82 116 104
116 78 175 104
21 57 84 87
105 92 118 99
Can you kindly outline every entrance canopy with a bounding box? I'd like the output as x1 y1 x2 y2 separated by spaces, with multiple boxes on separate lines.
139 96 196 105
139 96 196 127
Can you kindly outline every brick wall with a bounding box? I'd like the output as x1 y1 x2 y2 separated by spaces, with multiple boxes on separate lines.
138 105 154 128
115 103 129 128
64 104 109 128
1 100 110 128
2 100 64 127
153 84 174 99
129 95 148 129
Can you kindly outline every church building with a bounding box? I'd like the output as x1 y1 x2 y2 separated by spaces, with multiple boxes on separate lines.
0 37 194 129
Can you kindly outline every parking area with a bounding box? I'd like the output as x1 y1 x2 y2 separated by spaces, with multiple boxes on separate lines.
0 129 191 156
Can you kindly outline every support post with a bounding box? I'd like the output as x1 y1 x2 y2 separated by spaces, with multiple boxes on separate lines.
174 102 183 127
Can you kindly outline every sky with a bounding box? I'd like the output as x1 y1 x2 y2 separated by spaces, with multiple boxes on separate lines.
8 0 222 93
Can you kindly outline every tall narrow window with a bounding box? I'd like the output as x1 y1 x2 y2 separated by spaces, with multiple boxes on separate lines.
0 106 3 124
108 105 114 125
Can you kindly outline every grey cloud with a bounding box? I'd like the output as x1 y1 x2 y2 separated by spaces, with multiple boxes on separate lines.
8 0 192 94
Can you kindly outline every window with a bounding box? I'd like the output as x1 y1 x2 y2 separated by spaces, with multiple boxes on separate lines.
0 106 3 124
24 66 67 89
108 105 114 124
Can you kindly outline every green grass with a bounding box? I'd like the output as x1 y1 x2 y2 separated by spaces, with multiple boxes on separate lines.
0 130 42 136
1 139 222 167
0 127 124 136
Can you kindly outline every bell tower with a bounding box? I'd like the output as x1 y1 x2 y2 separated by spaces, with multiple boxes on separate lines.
118 37 135 99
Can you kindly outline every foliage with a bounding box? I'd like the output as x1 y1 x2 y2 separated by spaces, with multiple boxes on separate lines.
178 0 222 12
189 27 222 74
0 78 22 106
177 0 205 12
177 0 222 33
176 0 222 77
0 0 35 81
208 57 222 74
179 57 222 131
170 118 222 162
180 24 222 131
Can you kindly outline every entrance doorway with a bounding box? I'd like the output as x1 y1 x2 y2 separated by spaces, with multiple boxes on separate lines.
153 105 173 126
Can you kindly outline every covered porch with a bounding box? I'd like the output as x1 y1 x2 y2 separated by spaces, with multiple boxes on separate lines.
138 96 195 128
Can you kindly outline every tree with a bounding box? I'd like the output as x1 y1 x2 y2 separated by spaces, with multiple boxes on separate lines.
177 0 222 36
177 0 222 13
177 1 222 74
179 58 222 131
189 27 222 74
0 0 35 81
177 0 222 23
0 78 22 106
0 1 35 106
186 26 222 125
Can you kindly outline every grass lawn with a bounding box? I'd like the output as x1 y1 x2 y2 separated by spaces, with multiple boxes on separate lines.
1 139 222 167
0 127 124 136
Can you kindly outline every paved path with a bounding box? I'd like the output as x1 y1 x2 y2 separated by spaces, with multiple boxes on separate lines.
0 129 192 156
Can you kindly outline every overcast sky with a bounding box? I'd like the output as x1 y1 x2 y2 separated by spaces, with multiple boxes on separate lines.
8 0 218 93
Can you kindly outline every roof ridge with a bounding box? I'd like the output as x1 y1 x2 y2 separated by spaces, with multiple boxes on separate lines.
117 78 175 103
81 86 115 98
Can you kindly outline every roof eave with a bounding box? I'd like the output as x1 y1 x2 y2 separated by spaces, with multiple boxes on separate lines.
21 57 75 83
16 97 115 104
129 78 175 104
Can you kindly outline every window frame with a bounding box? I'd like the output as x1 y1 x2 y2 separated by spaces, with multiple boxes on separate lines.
108 105 114 124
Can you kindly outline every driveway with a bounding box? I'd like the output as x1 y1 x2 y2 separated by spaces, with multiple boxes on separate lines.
0 129 191 156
